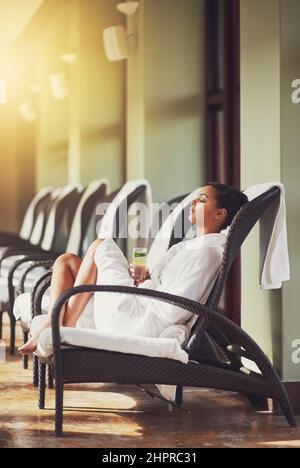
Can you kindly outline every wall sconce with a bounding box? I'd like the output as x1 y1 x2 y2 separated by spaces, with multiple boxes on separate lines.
103 26 136 62
0 80 6 104
49 73 68 100
103 26 129 61
18 101 36 123
116 1 140 16
103 1 139 62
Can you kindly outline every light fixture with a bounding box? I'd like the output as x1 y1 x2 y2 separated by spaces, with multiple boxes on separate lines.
49 73 68 100
60 52 78 64
18 101 36 123
117 1 140 16
103 26 130 61
103 26 136 61
0 80 6 104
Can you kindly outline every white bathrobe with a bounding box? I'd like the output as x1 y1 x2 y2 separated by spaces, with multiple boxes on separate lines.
29 233 226 402
90 234 226 338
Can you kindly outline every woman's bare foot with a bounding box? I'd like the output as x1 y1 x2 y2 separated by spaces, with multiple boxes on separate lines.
18 339 38 355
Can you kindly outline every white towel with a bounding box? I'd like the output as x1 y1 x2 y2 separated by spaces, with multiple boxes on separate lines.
244 182 290 289
156 325 189 402
159 324 189 347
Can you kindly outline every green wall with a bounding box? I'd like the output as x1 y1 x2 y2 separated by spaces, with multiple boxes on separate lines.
281 0 300 381
1 0 205 230
0 41 36 231
127 0 205 203
35 0 126 191
240 0 282 366
35 1 70 188
0 105 18 231
77 0 125 189
240 0 300 381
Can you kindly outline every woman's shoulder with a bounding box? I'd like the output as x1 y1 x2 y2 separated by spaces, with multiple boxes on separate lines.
185 233 227 250
183 233 226 265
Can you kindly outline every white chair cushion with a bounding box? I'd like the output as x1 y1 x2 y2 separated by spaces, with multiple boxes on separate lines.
0 279 8 303
35 324 188 364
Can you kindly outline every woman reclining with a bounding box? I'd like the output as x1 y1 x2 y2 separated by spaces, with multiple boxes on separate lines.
19 182 248 355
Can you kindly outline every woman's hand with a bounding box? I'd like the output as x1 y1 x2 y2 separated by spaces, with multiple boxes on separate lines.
129 264 150 287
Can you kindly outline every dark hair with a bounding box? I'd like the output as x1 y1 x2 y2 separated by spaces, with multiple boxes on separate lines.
207 182 249 231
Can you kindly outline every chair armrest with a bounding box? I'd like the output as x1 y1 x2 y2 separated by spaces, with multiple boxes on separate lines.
0 248 56 271
0 246 41 264
6 255 57 305
31 271 53 320
18 259 55 294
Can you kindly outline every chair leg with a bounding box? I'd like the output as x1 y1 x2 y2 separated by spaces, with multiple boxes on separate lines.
277 392 298 428
23 353 29 370
175 386 183 405
55 379 64 437
38 362 46 410
9 316 16 355
33 355 39 387
22 331 29 370
0 310 3 339
47 365 54 389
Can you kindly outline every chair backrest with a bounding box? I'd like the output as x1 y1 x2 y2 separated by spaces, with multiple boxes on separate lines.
29 187 62 246
97 180 151 241
66 179 109 256
41 183 83 252
79 187 120 253
19 187 54 240
147 189 199 270
188 186 281 350
147 193 189 251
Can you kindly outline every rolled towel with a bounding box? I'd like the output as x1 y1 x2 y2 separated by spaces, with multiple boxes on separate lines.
13 291 50 323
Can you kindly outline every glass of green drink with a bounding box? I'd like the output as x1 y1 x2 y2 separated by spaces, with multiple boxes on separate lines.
132 247 148 283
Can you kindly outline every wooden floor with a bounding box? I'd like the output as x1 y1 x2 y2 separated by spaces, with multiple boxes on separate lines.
0 314 299 448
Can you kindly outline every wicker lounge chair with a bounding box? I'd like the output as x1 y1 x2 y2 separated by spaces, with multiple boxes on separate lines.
33 186 296 436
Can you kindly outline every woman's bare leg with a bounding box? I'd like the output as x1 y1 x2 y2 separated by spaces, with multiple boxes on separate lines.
18 253 82 354
18 239 103 354
48 254 82 325
62 240 101 327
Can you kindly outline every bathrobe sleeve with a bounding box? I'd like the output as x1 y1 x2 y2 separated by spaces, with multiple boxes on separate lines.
141 245 223 327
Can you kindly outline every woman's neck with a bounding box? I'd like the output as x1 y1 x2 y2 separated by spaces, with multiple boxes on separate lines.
195 226 220 237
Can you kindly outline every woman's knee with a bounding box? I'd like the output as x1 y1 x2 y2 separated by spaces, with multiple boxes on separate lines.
53 253 81 270
86 239 104 255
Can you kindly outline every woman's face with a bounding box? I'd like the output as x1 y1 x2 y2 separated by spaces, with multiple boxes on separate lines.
189 185 227 233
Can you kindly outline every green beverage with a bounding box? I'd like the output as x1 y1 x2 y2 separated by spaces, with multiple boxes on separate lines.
132 247 147 282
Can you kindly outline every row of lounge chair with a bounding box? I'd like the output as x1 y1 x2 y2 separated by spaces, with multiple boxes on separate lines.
0 180 296 436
